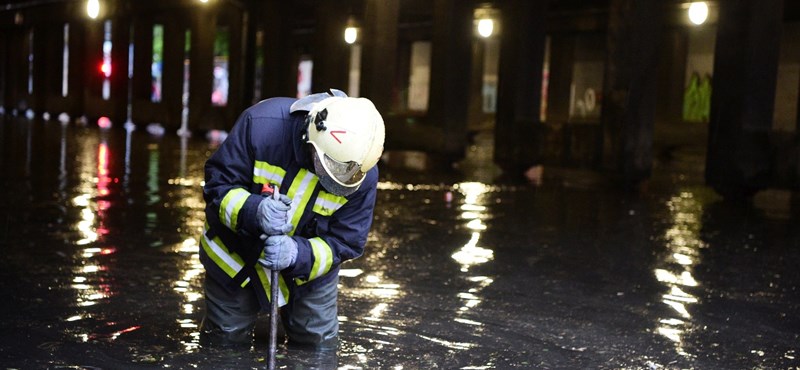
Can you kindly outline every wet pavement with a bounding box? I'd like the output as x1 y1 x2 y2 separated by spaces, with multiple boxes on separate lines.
0 117 798 369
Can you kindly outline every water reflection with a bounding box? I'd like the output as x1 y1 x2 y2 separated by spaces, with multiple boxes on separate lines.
123 125 132 189
174 241 203 353
342 271 403 322
451 182 494 331
59 124 68 195
366 181 495 359
169 139 206 353
145 143 161 247
338 269 404 368
70 136 116 331
654 191 706 357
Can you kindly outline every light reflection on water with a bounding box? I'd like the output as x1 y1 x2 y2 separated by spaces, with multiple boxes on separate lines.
336 181 497 367
63 130 207 351
451 182 494 354
654 191 706 357
70 136 116 337
174 238 203 352
168 139 206 353
341 270 404 328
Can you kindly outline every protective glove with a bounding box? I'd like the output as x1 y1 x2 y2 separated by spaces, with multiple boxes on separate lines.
259 235 298 271
256 194 294 236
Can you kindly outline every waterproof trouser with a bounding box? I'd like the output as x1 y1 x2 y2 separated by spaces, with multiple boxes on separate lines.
200 273 339 350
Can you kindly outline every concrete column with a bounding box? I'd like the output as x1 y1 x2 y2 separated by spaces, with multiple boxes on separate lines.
467 41 486 131
31 23 50 114
428 0 473 159
1 28 23 112
41 23 65 113
312 2 349 93
0 28 6 110
655 29 687 126
130 17 150 119
129 16 180 127
601 0 662 187
261 0 294 98
705 0 784 198
9 28 30 113
188 8 216 131
109 14 131 124
162 20 185 130
242 9 256 106
225 8 245 123
546 34 575 125
67 21 86 118
493 0 548 174
82 19 104 120
360 0 399 114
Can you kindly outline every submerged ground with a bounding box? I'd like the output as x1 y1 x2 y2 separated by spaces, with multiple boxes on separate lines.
0 117 798 369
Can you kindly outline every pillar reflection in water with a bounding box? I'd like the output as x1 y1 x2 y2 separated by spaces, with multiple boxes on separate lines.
169 137 207 353
59 124 68 195
451 182 494 329
145 143 161 247
173 237 203 352
123 125 132 190
70 136 126 340
654 191 705 358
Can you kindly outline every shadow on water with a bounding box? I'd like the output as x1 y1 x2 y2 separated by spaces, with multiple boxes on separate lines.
0 116 799 369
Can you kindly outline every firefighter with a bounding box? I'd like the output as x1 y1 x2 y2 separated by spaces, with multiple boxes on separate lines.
198 89 385 350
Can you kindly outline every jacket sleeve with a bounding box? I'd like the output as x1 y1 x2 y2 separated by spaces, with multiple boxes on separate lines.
286 169 378 284
203 111 264 237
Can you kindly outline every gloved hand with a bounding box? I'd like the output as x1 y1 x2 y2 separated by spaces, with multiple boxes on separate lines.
259 235 298 271
256 194 293 236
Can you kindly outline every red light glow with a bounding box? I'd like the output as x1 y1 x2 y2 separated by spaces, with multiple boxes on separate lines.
99 61 111 77
98 116 112 129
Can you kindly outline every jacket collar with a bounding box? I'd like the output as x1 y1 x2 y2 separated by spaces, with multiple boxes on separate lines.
291 109 314 171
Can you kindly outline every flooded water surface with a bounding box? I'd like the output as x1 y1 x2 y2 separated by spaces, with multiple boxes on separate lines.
0 118 798 369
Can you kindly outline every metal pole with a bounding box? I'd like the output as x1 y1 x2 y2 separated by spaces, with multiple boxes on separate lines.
268 185 280 370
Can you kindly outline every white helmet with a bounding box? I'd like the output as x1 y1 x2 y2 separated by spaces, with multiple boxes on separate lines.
297 92 385 196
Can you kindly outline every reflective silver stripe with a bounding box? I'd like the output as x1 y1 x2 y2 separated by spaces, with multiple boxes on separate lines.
312 191 347 216
286 169 318 236
257 265 289 307
219 188 250 230
201 228 251 286
253 160 286 186
295 237 333 286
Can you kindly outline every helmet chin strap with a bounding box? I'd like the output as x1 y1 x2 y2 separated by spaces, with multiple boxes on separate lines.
303 144 317 173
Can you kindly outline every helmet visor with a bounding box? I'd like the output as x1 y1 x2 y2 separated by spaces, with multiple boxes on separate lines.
311 146 365 196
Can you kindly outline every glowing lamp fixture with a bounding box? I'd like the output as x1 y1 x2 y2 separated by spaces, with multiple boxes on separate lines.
688 2 709 25
344 16 359 44
344 27 358 44
477 18 494 38
86 0 100 19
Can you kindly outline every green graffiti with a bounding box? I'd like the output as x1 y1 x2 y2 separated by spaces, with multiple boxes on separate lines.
683 72 711 123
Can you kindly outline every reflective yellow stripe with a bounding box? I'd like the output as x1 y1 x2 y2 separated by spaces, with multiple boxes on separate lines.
286 169 318 236
312 191 348 216
255 265 290 307
295 237 333 286
201 227 251 287
253 160 286 186
219 188 250 231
